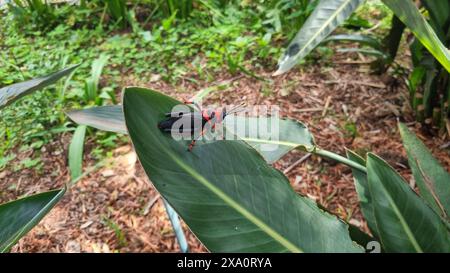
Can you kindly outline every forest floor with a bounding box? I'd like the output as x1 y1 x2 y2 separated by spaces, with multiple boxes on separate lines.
2 51 450 253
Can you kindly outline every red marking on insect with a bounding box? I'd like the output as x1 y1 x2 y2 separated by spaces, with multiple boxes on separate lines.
158 100 244 151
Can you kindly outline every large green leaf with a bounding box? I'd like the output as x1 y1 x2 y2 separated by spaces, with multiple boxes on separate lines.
346 150 378 238
382 0 450 73
274 0 364 75
0 189 65 252
123 87 363 252
366 153 450 253
398 123 450 220
0 65 79 110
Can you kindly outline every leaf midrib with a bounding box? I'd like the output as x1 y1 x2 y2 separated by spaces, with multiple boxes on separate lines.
165 148 303 253
378 185 423 252
369 158 423 253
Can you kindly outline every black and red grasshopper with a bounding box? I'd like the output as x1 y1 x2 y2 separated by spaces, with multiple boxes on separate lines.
158 101 245 151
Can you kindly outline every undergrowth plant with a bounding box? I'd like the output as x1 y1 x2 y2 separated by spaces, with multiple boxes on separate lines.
7 0 57 28
275 0 450 134
105 0 131 28
261 0 317 38
0 67 188 253
83 54 111 106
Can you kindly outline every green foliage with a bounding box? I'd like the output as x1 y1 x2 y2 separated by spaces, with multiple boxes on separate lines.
4 0 449 253
102 215 127 248
105 0 130 28
83 54 110 105
0 65 79 109
0 65 79 158
365 153 450 252
398 123 450 219
0 68 75 252
401 1 450 131
260 0 317 38
162 0 193 19
8 0 57 28
1 0 311 161
276 0 450 131
0 189 65 253
346 123 450 253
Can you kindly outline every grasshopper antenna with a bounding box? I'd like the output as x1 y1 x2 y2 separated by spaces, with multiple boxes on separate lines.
226 102 246 115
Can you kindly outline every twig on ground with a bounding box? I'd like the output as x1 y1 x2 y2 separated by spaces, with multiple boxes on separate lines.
322 96 332 117
283 154 311 175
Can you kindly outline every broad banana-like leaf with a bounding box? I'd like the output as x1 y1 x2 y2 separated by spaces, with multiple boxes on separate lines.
382 0 450 73
398 123 450 220
366 153 450 253
122 87 363 252
68 125 87 182
274 0 364 75
0 189 65 252
346 150 378 238
0 64 79 110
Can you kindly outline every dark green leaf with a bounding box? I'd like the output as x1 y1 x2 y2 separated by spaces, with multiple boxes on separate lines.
382 0 450 73
0 189 65 252
422 0 450 34
346 150 378 238
366 153 450 252
398 123 450 220
347 223 377 252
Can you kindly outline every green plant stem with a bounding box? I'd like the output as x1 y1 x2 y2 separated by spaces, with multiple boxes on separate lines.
315 149 367 173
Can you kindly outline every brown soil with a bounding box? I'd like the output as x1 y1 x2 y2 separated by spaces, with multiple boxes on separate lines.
1 51 449 253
